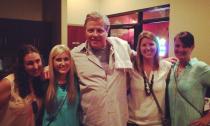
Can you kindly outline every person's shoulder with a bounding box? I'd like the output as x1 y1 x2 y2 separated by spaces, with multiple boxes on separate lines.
71 43 86 56
71 43 86 52
0 79 11 89
0 74 13 91
191 58 208 67
191 58 210 72
4 74 14 82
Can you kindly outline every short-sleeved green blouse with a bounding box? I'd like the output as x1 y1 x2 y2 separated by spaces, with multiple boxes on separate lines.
169 58 210 126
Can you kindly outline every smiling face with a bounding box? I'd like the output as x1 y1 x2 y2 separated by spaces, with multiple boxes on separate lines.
53 51 71 76
174 38 194 62
85 19 108 50
140 37 157 60
24 52 43 77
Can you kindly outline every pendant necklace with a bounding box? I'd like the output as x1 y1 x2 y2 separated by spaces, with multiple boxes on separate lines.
142 71 154 96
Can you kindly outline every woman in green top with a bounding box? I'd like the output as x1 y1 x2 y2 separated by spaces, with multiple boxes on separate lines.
42 44 80 126
168 31 210 126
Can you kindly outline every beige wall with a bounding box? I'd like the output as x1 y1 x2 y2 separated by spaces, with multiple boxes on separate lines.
67 0 100 25
0 0 42 21
169 0 210 64
62 0 68 45
99 0 169 15
67 0 169 24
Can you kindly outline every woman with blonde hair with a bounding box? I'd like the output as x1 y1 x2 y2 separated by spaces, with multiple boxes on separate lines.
127 31 171 126
42 44 80 126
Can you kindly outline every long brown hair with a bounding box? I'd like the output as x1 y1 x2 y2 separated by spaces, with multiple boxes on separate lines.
45 44 77 113
14 44 44 98
134 31 160 73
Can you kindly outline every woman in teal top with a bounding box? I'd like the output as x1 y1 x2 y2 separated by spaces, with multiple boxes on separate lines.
42 45 80 126
168 31 210 126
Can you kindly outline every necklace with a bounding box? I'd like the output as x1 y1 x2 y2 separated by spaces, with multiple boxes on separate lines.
142 71 154 96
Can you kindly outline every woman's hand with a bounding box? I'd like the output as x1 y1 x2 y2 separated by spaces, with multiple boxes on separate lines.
42 66 50 80
164 57 178 64
190 114 210 126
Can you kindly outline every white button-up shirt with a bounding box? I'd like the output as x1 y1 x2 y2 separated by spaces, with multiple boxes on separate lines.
71 37 132 126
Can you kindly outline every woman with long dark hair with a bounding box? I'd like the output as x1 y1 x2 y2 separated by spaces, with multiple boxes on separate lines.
0 44 46 126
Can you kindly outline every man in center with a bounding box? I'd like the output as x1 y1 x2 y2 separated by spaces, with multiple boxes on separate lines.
71 11 133 126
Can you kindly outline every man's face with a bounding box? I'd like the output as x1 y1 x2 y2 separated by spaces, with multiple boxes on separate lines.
85 19 108 49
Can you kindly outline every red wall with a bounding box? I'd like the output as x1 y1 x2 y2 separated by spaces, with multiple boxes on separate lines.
68 25 86 49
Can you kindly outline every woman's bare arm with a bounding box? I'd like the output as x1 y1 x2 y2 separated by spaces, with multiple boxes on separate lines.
0 78 11 109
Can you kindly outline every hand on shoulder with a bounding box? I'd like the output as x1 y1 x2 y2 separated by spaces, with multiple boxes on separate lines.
42 66 50 80
164 57 178 64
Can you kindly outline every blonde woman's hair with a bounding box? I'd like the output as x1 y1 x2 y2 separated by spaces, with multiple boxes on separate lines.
84 11 110 31
46 44 77 113
134 31 160 73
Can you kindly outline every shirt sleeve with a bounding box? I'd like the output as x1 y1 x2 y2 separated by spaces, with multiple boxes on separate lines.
200 65 210 87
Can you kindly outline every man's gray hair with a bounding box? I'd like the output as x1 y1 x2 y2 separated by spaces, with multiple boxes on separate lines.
84 11 110 31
